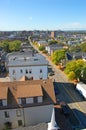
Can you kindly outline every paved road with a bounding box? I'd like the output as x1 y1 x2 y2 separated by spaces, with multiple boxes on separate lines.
29 40 86 129
48 60 86 129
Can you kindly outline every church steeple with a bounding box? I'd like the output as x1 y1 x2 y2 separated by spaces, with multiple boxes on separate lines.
48 108 60 130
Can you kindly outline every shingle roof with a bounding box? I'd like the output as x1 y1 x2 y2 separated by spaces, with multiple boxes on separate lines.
17 84 43 98
0 86 8 99
0 79 56 106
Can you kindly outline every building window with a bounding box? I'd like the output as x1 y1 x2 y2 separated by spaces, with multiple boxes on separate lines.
26 69 28 74
16 110 21 117
13 69 15 74
33 97 38 103
40 69 42 73
0 100 2 106
4 111 9 118
20 69 23 73
34 58 38 61
21 98 26 104
18 120 22 126
29 70 32 74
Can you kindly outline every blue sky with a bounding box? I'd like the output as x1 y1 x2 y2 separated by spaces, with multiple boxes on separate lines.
0 0 86 31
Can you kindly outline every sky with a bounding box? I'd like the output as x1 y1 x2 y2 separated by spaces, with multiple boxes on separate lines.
0 0 86 31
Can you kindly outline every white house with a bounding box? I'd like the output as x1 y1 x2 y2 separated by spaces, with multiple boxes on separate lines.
45 44 63 55
37 40 48 47
6 51 48 81
0 79 56 130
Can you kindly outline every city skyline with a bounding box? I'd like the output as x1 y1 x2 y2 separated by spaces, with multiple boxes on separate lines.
0 0 86 31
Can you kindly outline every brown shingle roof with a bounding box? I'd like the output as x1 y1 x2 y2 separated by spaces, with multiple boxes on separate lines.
0 79 56 104
17 84 43 98
0 86 8 99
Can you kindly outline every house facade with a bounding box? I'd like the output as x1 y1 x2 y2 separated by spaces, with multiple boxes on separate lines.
45 44 63 55
6 52 48 81
0 79 56 130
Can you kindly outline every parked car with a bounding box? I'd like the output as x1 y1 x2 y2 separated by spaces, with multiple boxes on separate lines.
48 72 54 76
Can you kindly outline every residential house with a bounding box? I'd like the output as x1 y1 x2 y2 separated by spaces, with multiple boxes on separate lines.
0 79 56 129
6 51 48 81
45 44 63 55
37 40 48 47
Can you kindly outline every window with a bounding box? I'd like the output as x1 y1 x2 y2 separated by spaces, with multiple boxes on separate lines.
16 110 21 117
4 111 9 118
0 100 2 106
29 70 32 74
20 69 23 73
34 97 38 103
26 69 28 74
40 69 42 73
18 120 22 126
34 59 38 61
13 70 15 74
21 98 26 104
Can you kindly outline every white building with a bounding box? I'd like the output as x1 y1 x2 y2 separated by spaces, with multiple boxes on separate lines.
6 51 48 81
37 40 48 47
0 79 56 130
45 44 63 55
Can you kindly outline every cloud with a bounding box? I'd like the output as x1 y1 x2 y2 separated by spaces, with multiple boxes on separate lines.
29 17 32 20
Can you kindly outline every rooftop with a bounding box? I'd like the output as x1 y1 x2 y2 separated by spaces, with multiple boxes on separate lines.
6 52 48 67
0 79 56 109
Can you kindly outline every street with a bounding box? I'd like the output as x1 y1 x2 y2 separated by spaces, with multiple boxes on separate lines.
29 39 86 129
48 62 86 129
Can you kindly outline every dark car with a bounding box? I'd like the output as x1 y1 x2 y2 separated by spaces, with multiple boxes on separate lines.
48 72 54 76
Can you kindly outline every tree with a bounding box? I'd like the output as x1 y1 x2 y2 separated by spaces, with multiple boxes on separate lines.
38 45 45 51
64 60 76 74
0 41 10 52
68 71 76 80
0 40 21 52
9 40 21 52
52 49 66 65
64 59 85 81
81 65 86 80
48 40 57 45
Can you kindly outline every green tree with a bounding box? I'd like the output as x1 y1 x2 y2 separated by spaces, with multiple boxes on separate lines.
38 45 45 51
81 65 86 80
65 59 85 81
0 40 21 52
0 40 10 52
65 60 76 74
52 49 66 65
9 40 21 52
68 71 76 80
48 40 57 45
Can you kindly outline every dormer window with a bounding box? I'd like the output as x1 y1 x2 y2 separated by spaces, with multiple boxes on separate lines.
21 98 26 104
33 97 38 103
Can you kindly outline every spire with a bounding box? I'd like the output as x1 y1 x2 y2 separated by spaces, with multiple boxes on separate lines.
48 108 60 130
